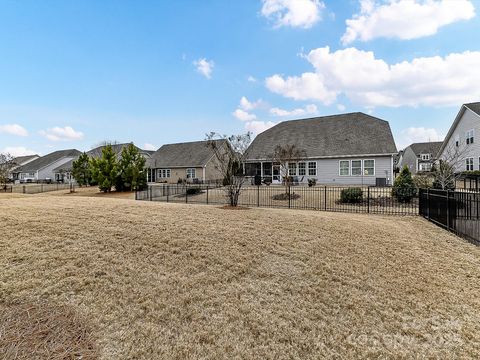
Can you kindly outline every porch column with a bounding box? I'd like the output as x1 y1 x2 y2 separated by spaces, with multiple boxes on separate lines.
202 166 206 183
260 162 263 178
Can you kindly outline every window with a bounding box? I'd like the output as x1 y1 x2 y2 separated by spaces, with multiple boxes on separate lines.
455 135 460 147
288 163 297 176
339 160 349 176
420 154 431 160
351 160 362 176
308 161 317 176
466 129 475 145
298 162 306 176
419 163 432 172
363 160 375 176
186 168 196 179
466 158 474 171
157 169 171 178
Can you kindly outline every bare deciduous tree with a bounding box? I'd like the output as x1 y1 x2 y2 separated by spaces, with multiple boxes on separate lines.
434 142 472 190
269 144 307 195
206 132 251 207
0 153 15 190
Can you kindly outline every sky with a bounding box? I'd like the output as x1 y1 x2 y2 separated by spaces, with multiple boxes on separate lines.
0 0 479 157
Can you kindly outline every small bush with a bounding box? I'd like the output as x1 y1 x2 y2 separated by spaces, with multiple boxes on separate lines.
272 192 301 200
413 174 433 189
393 166 417 203
340 188 363 203
308 178 317 187
186 187 202 195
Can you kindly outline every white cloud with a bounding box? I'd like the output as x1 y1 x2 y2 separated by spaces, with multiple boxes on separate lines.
247 75 257 82
39 126 84 141
239 96 264 111
193 58 214 79
398 127 443 149
0 124 28 137
244 120 278 134
342 0 475 45
337 104 346 112
265 46 480 108
2 146 38 157
143 143 157 151
233 109 257 122
270 104 318 117
261 0 325 28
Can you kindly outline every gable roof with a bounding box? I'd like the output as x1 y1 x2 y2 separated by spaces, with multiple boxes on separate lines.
408 142 443 157
16 149 81 173
53 143 152 172
245 112 397 161
12 154 40 166
438 102 480 157
149 140 225 168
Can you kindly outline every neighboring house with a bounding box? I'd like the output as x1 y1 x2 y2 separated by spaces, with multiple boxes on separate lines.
438 102 480 172
53 143 153 182
244 112 398 186
14 149 81 183
9 154 40 181
147 140 226 184
398 142 443 174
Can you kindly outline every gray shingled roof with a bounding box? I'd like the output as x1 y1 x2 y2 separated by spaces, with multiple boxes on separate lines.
408 142 443 157
12 154 39 166
465 102 480 116
16 149 81 172
53 143 151 172
245 112 397 160
149 140 224 168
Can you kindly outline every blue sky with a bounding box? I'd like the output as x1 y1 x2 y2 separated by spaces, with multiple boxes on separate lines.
0 0 479 156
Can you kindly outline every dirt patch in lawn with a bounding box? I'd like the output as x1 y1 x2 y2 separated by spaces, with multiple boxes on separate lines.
1 196 480 359
220 205 250 210
0 301 98 360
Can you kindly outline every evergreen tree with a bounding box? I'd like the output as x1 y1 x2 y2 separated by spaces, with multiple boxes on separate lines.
71 152 91 186
90 145 117 192
393 166 417 203
116 144 147 191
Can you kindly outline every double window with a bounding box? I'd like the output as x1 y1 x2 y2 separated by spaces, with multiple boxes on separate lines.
420 154 431 160
157 169 171 178
339 159 375 176
466 129 475 145
308 161 317 176
466 158 474 171
186 168 196 179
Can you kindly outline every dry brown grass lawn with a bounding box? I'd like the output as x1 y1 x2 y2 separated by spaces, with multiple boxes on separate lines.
1 194 480 359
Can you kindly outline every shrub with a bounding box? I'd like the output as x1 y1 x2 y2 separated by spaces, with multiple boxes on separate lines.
308 178 317 187
413 174 433 189
340 187 363 203
393 166 417 203
186 187 202 195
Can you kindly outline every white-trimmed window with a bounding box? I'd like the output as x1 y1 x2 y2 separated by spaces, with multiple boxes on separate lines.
363 160 375 176
339 160 349 176
298 162 306 176
466 158 474 171
466 129 475 145
308 161 317 176
157 169 171 178
419 163 432 172
420 154 431 160
288 163 297 176
351 160 362 176
186 168 196 179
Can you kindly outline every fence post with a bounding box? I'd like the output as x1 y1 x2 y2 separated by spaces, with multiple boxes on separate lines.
446 190 450 230
367 187 370 214
186 184 188 203
167 186 169 202
149 186 152 201
288 185 291 209
257 185 260 207
206 186 209 204
23 185 26 194
426 188 429 219
324 186 327 211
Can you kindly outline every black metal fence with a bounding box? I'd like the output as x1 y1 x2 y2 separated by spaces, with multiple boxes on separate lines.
419 189 480 245
136 184 419 215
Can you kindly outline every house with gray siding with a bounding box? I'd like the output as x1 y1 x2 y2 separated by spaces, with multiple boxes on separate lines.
244 112 397 186
15 149 81 183
438 102 480 172
398 142 443 174
9 154 40 181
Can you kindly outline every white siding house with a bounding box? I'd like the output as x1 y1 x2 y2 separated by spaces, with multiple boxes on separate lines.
244 112 397 186
438 102 480 172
